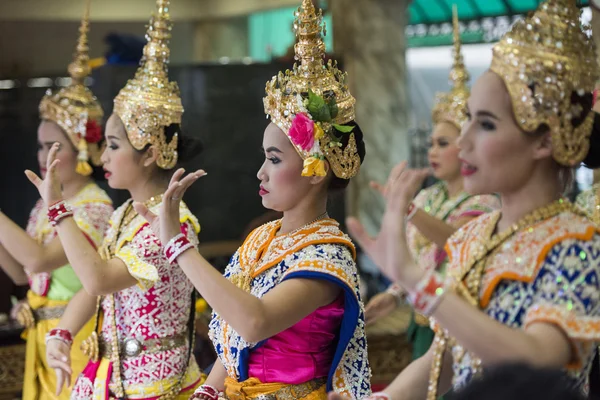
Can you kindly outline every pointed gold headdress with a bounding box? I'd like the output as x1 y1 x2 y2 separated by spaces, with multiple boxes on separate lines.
39 0 103 176
490 0 599 166
113 0 182 170
263 0 360 179
431 5 470 130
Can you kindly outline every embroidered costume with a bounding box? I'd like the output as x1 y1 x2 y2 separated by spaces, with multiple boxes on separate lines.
576 183 600 225
18 1 114 397
205 1 371 399
423 1 600 398
71 199 203 399
209 219 370 400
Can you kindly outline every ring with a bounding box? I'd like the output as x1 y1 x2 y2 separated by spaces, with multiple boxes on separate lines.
171 197 180 200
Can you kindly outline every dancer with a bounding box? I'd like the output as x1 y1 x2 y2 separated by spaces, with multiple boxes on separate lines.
136 1 371 399
0 1 113 398
28 0 205 398
332 0 600 398
364 8 499 363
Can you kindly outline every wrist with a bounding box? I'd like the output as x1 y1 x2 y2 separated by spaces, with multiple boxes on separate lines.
46 328 73 347
406 202 417 221
47 200 73 227
163 233 194 264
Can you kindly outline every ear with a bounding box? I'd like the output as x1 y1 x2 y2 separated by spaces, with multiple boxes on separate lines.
309 161 331 186
531 130 553 161
142 145 160 167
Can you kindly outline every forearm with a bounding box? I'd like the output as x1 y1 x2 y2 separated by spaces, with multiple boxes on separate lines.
176 250 270 342
55 217 107 291
0 244 28 285
0 212 59 272
204 359 227 390
385 346 453 399
431 291 567 367
410 210 457 248
56 290 98 335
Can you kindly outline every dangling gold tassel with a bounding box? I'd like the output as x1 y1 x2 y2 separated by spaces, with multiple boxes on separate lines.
76 138 93 176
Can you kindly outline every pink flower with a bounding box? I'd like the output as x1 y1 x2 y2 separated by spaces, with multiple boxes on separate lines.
289 113 315 151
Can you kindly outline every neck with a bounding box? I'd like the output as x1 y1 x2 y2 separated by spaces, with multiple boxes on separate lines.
444 175 464 198
279 194 328 235
62 176 92 199
498 172 562 232
128 178 168 203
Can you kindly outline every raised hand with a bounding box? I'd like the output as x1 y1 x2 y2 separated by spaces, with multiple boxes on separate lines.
134 168 206 245
347 162 426 289
365 292 399 325
25 143 63 206
370 163 430 205
46 339 72 395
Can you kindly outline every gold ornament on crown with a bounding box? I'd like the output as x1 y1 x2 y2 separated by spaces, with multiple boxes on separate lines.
490 0 599 166
38 0 104 176
431 5 470 130
263 0 360 179
113 0 182 170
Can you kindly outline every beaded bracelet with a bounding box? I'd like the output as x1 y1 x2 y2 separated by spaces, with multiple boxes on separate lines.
190 384 222 400
163 233 194 264
45 328 73 347
407 270 446 317
406 202 417 221
47 200 73 227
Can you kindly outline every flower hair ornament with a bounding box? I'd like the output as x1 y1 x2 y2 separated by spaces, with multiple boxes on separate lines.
263 0 361 179
38 0 104 176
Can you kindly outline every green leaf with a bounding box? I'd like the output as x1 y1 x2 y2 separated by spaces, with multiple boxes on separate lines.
333 123 354 133
327 97 339 119
307 90 331 122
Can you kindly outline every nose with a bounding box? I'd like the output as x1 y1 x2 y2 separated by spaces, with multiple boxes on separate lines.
257 160 267 182
457 123 471 151
100 145 108 165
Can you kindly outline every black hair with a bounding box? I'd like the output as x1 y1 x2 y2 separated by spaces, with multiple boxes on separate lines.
583 112 600 169
328 120 366 191
449 363 584 400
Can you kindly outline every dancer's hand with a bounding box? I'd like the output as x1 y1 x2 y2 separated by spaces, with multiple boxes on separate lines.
25 143 63 206
370 164 430 205
134 168 207 245
46 339 72 395
347 162 426 289
365 292 399 325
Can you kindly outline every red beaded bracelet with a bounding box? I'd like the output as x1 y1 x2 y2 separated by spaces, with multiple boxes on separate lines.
367 392 391 400
191 384 222 400
47 200 73 227
45 328 73 347
407 270 446 317
163 233 194 264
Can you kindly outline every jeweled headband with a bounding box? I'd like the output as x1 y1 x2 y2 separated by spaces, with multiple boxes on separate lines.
113 0 183 170
263 0 360 178
490 0 599 166
39 0 103 176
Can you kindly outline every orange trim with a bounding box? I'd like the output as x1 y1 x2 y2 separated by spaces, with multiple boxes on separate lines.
479 226 597 308
252 237 355 278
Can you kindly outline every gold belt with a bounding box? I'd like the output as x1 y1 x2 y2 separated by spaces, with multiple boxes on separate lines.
17 303 66 328
225 377 327 400
99 331 188 359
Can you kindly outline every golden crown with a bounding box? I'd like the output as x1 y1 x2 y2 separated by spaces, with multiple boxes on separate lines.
490 0 599 166
113 0 183 170
39 0 104 176
263 0 360 179
431 5 470 130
